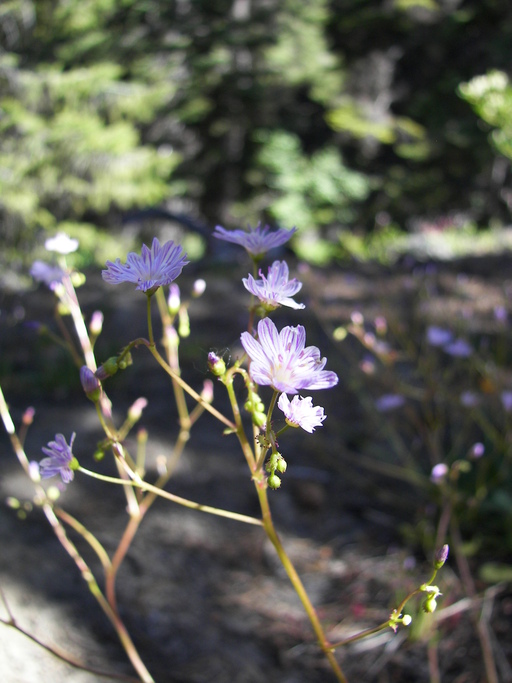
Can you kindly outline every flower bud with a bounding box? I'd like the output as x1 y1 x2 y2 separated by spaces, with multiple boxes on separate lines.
128 397 148 422
80 366 101 401
422 595 438 613
168 284 181 315
95 357 119 380
434 544 449 569
208 352 226 377
89 310 104 337
267 474 281 489
192 279 206 297
276 457 287 474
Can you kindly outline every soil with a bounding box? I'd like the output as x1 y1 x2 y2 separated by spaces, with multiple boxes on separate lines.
1 254 511 683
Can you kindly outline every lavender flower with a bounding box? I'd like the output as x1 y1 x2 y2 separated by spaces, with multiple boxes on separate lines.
426 326 453 347
501 390 512 412
39 433 78 484
30 260 65 288
102 238 189 294
430 463 448 484
278 393 326 433
375 393 405 412
240 318 338 394
243 261 305 310
213 223 296 258
443 338 472 358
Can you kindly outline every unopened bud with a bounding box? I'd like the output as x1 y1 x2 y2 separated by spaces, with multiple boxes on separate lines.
89 310 103 336
22 407 35 426
128 397 148 422
267 474 281 489
95 357 119 380
422 595 438 613
80 366 101 401
276 457 287 474
168 284 181 315
434 544 449 569
208 352 226 377
192 279 206 297
200 379 214 404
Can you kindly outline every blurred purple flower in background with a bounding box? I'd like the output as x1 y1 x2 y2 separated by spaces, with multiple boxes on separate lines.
241 318 338 394
443 338 472 358
30 261 65 288
375 393 405 412
102 238 188 294
213 223 296 258
431 463 449 484
278 393 326 433
501 391 512 412
243 261 305 310
426 326 453 347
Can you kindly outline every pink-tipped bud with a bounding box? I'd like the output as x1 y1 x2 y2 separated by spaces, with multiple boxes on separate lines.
434 544 449 569
192 279 206 297
89 310 104 336
168 283 181 315
128 398 148 422
208 352 226 377
201 379 214 404
22 407 35 426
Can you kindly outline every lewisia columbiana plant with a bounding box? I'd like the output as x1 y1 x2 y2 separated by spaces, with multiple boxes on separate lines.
0 227 448 683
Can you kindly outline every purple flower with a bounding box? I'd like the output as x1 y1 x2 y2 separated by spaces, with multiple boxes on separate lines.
39 433 78 484
375 393 405 412
213 223 296 258
102 238 189 294
30 260 65 288
243 261 305 310
443 338 472 358
240 318 338 394
501 391 512 412
277 393 326 433
426 326 453 347
430 463 448 484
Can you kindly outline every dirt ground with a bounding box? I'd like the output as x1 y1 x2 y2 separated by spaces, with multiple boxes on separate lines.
1 255 511 683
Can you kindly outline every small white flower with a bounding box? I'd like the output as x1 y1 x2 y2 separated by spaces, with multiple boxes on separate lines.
278 393 326 433
45 232 79 254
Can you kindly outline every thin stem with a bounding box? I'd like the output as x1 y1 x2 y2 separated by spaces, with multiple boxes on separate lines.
140 340 236 430
254 481 348 683
43 502 155 683
146 295 154 346
224 374 257 471
450 517 498 683
55 508 112 573
78 467 262 526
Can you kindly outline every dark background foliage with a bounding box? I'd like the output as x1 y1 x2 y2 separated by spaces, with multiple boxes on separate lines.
1 0 512 269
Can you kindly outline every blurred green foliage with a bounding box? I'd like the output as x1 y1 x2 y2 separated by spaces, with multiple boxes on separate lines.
0 0 511 271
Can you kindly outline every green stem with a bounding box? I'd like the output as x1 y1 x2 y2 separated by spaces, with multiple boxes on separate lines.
78 467 262 526
254 482 348 683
